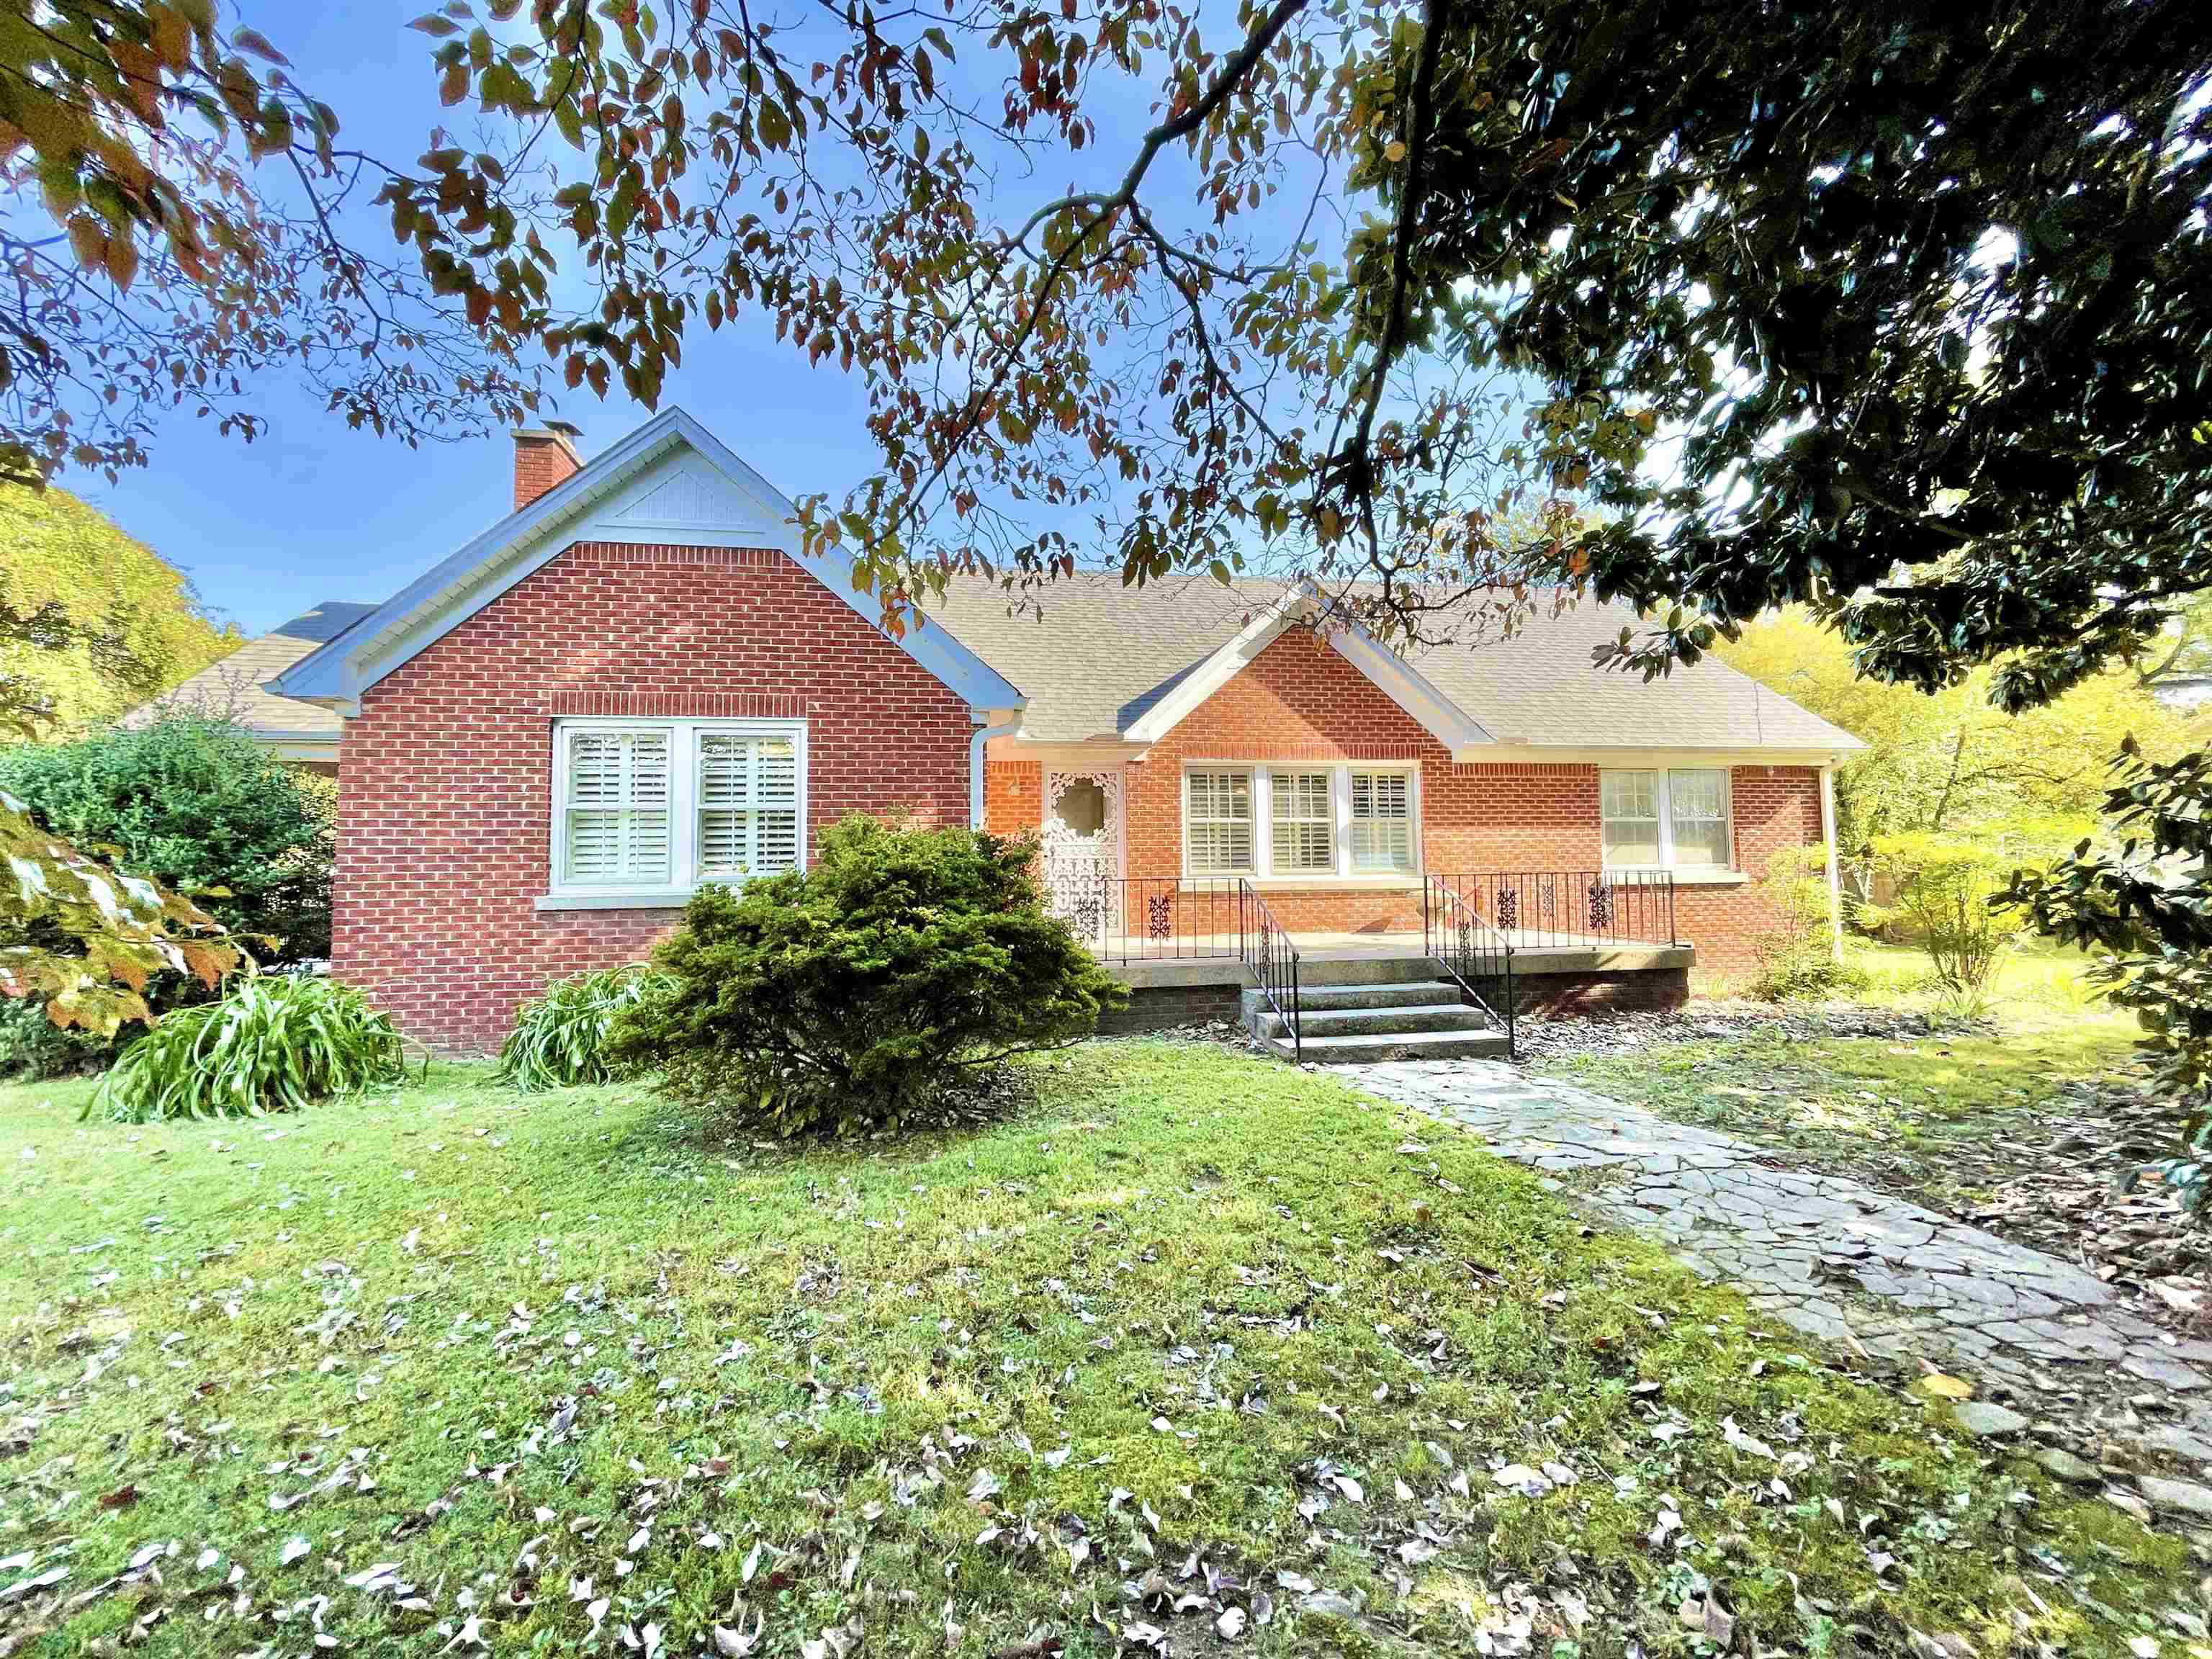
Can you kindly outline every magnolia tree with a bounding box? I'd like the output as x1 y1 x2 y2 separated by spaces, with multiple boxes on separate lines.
0 792 245 1034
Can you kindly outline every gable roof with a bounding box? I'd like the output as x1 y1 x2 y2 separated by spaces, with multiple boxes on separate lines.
925 572 1863 757
125 601 375 742
1115 580 1492 751
269 408 1022 716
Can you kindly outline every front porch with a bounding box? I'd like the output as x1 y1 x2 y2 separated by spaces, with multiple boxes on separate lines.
1064 872 1697 1060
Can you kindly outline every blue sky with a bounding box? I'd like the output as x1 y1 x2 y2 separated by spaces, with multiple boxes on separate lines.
75 9 901 637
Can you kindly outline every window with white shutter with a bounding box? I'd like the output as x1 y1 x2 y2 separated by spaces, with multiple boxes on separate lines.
550 719 806 899
697 734 801 881
1271 770 1334 873
1184 770 1254 874
561 729 671 886
1349 769 1414 871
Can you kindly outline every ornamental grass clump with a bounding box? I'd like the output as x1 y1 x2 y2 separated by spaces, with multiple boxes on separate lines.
496 964 675 1092
89 974 405 1122
611 815 1123 1136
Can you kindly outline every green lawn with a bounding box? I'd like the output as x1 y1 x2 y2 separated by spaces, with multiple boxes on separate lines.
0 1043 2191 1657
1533 944 2172 1249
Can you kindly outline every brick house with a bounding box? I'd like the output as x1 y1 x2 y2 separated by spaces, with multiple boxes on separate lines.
273 410 1861 1053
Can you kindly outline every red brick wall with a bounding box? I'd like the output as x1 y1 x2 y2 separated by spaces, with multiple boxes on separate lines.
985 759 1041 838
336 541 975 1052
1673 765 1825 974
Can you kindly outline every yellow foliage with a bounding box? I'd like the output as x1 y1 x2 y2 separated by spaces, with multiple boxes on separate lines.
1719 608 2198 853
0 485 240 733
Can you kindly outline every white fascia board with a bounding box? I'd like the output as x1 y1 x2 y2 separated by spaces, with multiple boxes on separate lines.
1120 589 1310 743
270 406 1023 715
1448 742 1864 768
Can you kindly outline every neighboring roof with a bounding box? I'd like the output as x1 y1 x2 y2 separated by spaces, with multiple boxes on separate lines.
271 408 1023 716
125 601 374 740
925 572 1863 754
269 601 378 644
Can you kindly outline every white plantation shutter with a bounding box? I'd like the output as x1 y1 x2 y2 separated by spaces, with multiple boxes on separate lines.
562 729 671 885
1271 770 1334 872
697 734 802 881
1185 770 1253 874
1349 770 1413 871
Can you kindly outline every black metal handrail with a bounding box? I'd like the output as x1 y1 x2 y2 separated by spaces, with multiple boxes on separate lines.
1238 879 1301 1062
1049 876 1245 962
1429 869 1678 949
1424 875 1516 1057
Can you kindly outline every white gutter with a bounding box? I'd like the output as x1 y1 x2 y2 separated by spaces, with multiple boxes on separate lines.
1819 764 1843 960
969 711 1023 827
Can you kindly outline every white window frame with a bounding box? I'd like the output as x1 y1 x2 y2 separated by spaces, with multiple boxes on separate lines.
1600 767 1734 873
549 717 808 900
1270 768 1336 875
1184 767 1257 876
1180 761 1421 881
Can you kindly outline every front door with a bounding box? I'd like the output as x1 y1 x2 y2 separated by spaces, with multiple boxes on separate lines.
1043 768 1123 945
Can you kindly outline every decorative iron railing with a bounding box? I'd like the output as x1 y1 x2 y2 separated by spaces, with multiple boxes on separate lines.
1423 876 1516 1056
1427 869 1677 949
1050 876 1247 961
1238 879 1302 1062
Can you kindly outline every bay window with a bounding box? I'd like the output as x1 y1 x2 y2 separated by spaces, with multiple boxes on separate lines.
1601 768 1732 871
552 719 806 899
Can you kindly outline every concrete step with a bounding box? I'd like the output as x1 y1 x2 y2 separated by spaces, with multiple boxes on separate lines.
1259 1028 1512 1064
1284 953 1445 986
1256 1002 1489 1039
1241 979 1461 1015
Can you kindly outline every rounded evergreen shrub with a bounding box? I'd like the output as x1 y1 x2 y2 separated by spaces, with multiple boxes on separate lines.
610 816 1124 1135
497 965 675 1092
0 714 334 964
89 974 406 1122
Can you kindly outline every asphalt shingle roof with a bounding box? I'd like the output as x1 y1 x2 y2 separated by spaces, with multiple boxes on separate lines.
126 603 375 738
924 572 1860 751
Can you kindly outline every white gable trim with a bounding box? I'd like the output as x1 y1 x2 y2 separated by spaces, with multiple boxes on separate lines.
1119 582 1492 752
270 407 1023 716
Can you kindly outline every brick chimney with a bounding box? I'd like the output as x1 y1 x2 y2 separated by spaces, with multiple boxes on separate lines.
511 421 583 511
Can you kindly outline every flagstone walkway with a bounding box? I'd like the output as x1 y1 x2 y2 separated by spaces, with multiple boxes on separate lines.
1348 1057 2212 1479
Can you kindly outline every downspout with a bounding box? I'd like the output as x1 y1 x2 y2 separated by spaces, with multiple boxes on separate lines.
1819 763 1843 961
969 711 1021 828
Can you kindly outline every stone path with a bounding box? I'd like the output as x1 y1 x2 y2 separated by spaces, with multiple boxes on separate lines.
1348 1057 2212 1496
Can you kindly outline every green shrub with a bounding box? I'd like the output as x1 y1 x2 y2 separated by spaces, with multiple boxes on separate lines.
1862 833 2026 1002
89 974 406 1122
0 994 112 1079
0 714 334 963
1748 843 1863 999
497 965 675 1092
611 815 1124 1136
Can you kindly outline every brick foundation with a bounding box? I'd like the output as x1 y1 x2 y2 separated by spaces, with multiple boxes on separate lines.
1517 966 1691 1018
1096 983 1244 1034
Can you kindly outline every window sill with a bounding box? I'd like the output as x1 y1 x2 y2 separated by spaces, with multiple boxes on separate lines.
536 891 695 912
1604 866 1749 889
1183 873 1424 893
